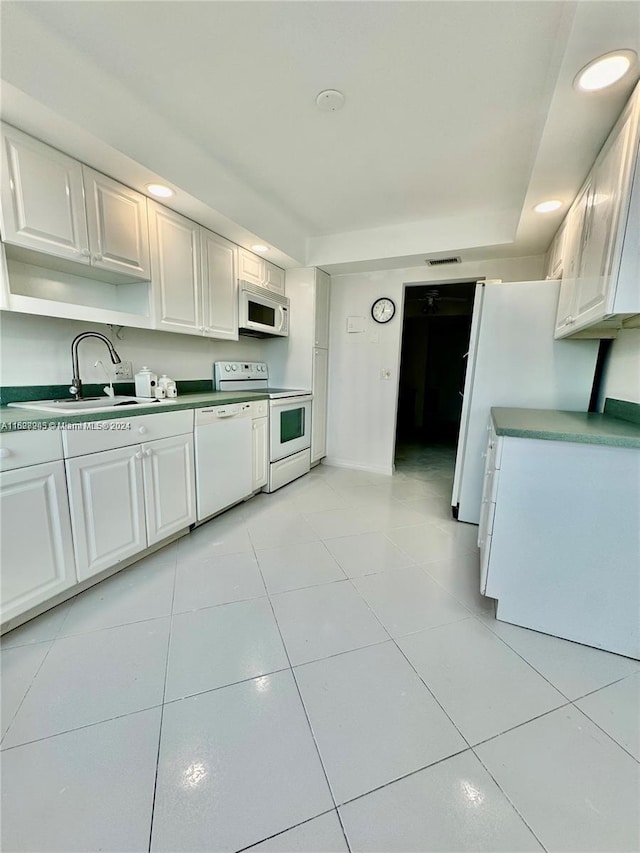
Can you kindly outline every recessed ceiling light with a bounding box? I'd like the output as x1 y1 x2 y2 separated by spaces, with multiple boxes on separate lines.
316 90 346 111
146 183 174 198
574 50 636 92
251 244 269 253
534 200 563 214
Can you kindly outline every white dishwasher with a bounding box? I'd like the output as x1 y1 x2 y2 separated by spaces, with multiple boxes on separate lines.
194 403 253 522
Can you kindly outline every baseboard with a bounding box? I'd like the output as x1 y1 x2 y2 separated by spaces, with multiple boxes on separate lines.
321 456 394 477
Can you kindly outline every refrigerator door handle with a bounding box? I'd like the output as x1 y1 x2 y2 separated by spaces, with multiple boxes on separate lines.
459 351 469 398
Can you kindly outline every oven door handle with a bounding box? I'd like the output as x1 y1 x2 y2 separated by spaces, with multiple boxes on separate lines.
269 395 313 407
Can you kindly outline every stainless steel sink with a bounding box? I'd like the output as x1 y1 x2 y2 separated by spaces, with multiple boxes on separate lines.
8 396 179 415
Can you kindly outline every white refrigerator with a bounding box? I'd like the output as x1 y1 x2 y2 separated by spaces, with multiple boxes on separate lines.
451 280 600 524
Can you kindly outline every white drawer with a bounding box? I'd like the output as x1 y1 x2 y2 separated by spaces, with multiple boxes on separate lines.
62 410 194 457
251 400 268 418
0 429 63 471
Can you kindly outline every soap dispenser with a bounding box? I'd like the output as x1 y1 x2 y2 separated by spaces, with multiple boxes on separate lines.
134 366 158 398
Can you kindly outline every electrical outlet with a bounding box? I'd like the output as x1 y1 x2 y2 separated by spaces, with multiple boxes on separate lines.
114 360 133 380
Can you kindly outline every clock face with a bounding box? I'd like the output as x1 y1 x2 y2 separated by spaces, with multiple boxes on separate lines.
371 298 396 324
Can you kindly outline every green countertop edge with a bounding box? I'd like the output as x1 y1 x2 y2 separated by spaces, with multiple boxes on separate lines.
0 390 270 431
0 379 214 406
491 407 640 449
604 398 640 426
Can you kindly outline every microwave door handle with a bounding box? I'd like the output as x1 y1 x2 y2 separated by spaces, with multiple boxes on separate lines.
278 306 286 331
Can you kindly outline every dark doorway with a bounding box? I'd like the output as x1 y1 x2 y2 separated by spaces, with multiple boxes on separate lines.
395 282 476 466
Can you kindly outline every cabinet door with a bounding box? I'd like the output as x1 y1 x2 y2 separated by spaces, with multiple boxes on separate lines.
66 445 146 581
149 202 202 334
573 109 636 327
314 270 331 347
83 167 150 280
142 434 196 546
0 461 76 624
0 124 89 263
201 228 238 340
238 247 265 287
311 347 329 464
554 183 589 336
264 261 285 294
252 417 268 491
545 219 566 280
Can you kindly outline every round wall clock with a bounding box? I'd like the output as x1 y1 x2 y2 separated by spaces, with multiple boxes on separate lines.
371 297 396 324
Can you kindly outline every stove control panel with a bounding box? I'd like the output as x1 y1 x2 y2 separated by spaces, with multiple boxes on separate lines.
213 361 269 388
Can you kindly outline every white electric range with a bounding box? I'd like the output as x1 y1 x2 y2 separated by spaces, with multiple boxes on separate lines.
214 362 312 491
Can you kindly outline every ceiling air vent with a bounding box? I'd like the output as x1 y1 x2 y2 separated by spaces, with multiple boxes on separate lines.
426 256 461 266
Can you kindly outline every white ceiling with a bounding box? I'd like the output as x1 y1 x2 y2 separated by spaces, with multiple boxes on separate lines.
1 1 639 273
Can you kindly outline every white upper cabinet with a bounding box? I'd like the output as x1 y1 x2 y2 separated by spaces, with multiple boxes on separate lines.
238 247 265 287
149 201 202 335
554 183 590 334
555 82 640 338
201 228 238 340
314 269 331 348
264 261 285 294
83 167 150 280
0 124 89 263
544 218 567 280
238 247 285 294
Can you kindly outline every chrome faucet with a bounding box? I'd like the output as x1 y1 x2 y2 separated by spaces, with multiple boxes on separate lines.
70 332 122 400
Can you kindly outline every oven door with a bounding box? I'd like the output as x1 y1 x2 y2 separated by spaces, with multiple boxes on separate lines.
269 396 313 462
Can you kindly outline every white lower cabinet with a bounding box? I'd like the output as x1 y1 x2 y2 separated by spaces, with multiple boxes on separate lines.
66 445 147 581
143 433 196 545
0 461 76 623
252 417 268 491
480 425 639 658
66 433 195 581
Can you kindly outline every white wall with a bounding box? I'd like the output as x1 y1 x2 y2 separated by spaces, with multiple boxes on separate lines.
0 311 269 387
600 328 640 406
325 255 545 474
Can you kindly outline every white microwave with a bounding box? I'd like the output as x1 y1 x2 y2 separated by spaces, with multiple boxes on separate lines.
239 281 289 337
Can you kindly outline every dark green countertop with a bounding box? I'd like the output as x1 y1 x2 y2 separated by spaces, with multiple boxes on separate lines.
491 406 640 449
0 391 270 432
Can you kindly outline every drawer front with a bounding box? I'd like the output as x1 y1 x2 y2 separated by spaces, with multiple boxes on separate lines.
251 400 268 419
62 410 194 457
0 429 63 471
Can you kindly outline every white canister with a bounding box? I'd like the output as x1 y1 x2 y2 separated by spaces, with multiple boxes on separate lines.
134 366 158 398
159 374 178 398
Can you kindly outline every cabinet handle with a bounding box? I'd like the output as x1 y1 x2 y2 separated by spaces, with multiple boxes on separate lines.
135 450 144 459
144 448 153 457
0 448 12 458
92 253 103 262
79 248 90 257
138 426 147 435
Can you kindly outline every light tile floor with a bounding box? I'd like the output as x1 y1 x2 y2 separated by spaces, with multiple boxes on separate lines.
2 443 639 852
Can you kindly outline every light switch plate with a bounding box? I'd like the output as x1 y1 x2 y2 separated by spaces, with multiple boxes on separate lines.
347 316 365 333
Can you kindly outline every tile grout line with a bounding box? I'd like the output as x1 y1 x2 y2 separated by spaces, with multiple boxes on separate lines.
0 599 75 746
234 807 339 853
249 538 353 853
568 699 640 765
0 702 166 753
470 746 550 852
146 544 179 853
